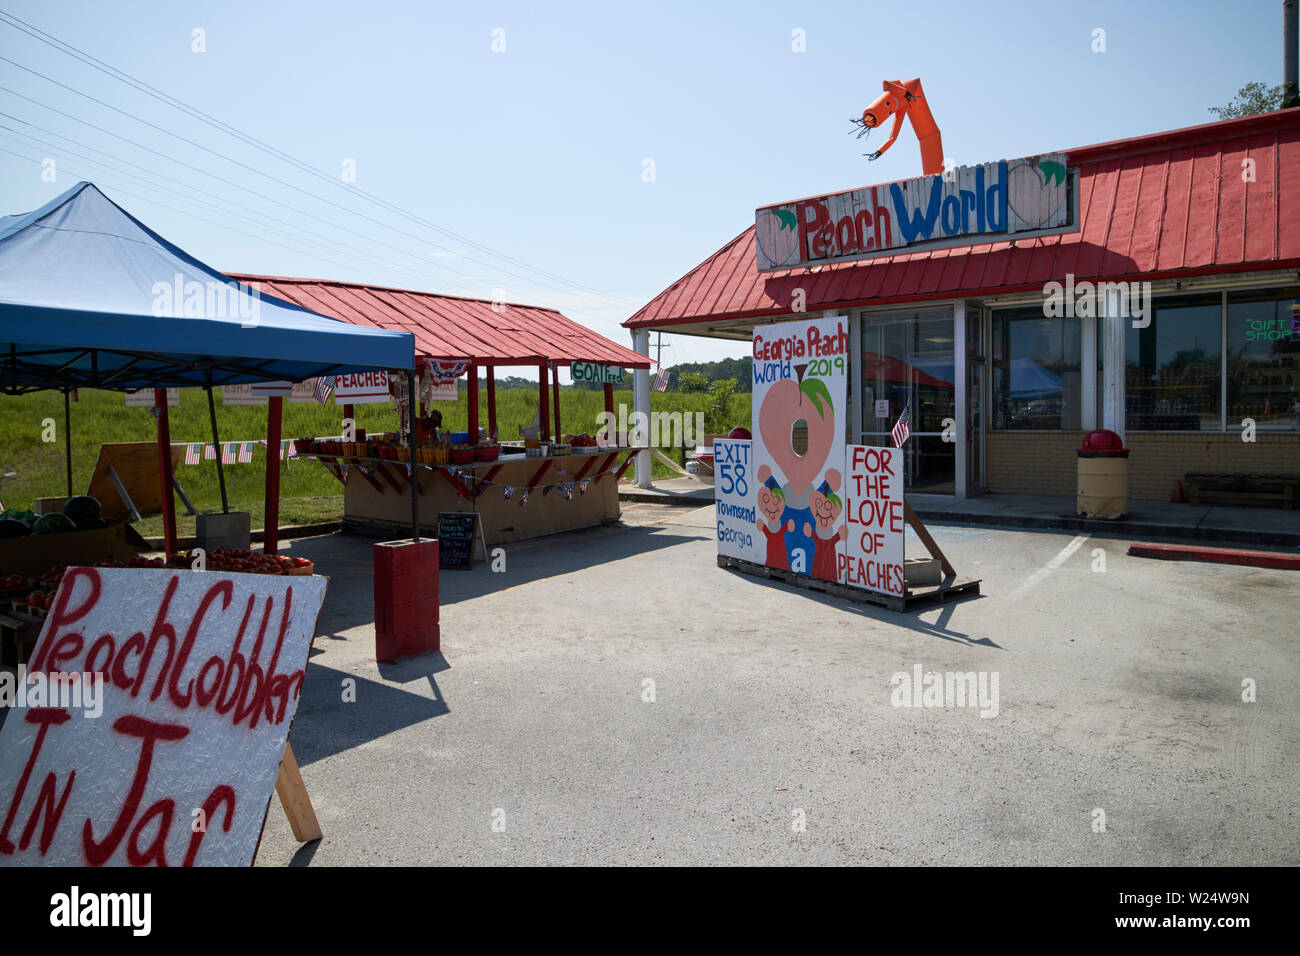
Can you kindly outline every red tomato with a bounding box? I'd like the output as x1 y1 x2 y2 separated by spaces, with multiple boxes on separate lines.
27 592 45 609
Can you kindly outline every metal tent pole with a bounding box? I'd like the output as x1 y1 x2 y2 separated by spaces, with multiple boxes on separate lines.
205 377 229 514
63 387 72 497
407 368 420 542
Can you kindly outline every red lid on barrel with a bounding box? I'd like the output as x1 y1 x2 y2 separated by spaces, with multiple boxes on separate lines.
1078 429 1128 455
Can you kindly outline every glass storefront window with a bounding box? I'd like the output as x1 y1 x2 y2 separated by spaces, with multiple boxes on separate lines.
1226 287 1300 432
991 307 1082 429
860 309 955 494
1125 294 1220 431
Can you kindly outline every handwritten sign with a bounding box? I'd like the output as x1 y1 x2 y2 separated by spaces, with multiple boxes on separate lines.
840 444 905 596
571 362 624 385
713 439 760 564
0 567 326 867
224 381 317 405
751 316 849 579
437 513 478 570
334 371 390 405
755 153 1075 271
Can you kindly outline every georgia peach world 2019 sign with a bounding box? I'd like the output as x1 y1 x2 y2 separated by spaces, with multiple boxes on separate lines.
751 315 849 582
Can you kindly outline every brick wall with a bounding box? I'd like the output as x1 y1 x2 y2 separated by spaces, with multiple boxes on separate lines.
985 431 1300 500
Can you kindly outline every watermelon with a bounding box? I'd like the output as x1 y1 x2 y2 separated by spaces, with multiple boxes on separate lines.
0 518 29 539
74 515 111 532
62 496 102 522
31 513 75 535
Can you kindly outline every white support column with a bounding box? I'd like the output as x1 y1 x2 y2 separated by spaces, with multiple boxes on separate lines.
1081 311 1098 432
1101 290 1126 441
632 328 652 488
953 300 968 500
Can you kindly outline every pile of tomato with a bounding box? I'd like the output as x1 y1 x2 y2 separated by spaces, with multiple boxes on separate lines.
176 547 312 575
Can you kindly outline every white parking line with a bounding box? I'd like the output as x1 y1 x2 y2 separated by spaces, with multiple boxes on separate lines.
1008 535 1089 601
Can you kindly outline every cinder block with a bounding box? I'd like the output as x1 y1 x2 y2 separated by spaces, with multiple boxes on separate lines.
374 538 438 577
197 511 251 550
374 569 438 606
376 599 438 636
376 622 440 662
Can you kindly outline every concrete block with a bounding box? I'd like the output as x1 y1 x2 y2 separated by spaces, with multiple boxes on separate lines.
904 557 942 587
197 511 251 550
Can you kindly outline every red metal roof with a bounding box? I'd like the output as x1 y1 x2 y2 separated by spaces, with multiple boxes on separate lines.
227 275 651 368
626 109 1300 330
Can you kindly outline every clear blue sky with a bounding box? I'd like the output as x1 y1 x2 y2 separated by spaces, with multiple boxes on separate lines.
0 0 1290 373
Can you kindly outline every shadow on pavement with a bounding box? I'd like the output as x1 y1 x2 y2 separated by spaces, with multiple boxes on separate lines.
290 656 450 767
282 521 699 635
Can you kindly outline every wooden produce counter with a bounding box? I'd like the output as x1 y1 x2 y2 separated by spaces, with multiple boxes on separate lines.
311 449 636 544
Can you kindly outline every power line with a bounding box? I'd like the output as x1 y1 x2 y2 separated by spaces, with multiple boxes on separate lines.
0 9 637 307
0 117 476 291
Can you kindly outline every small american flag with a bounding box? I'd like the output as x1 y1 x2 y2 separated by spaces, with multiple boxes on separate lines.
891 403 912 448
653 366 669 392
184 443 201 466
204 443 216 461
221 443 238 465
314 375 336 405
238 441 255 463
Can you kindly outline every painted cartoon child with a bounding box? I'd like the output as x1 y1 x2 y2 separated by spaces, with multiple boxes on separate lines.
804 476 847 582
756 475 793 570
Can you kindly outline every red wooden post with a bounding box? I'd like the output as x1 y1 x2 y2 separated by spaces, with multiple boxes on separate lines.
538 361 551 441
552 363 562 442
486 365 497 440
467 362 479 441
264 395 283 555
603 382 614 418
153 388 178 557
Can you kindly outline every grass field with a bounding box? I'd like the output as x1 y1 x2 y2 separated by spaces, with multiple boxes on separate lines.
0 386 751 528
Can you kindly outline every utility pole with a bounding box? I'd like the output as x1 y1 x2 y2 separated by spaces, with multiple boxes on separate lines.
1286 1 1299 108
654 331 671 368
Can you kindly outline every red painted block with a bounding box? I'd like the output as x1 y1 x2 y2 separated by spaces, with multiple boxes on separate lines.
374 570 438 606
373 538 439 577
376 600 437 636
375 622 440 662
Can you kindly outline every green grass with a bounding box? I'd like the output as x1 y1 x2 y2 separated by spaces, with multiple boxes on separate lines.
0 387 751 521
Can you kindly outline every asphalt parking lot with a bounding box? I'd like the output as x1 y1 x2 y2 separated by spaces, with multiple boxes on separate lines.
255 503 1300 865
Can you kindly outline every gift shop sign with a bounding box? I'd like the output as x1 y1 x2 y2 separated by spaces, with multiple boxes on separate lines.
0 567 326 867
755 153 1076 271
840 445 905 597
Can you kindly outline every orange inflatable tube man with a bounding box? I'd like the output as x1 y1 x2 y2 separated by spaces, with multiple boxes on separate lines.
857 78 944 176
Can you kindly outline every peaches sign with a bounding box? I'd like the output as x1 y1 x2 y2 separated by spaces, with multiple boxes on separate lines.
755 153 1075 271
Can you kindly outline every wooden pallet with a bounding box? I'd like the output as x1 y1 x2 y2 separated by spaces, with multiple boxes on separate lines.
717 555 980 612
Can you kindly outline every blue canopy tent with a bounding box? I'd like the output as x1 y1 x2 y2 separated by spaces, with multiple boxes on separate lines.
0 182 420 553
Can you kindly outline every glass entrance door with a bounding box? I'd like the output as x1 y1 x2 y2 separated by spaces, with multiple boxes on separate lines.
860 310 956 494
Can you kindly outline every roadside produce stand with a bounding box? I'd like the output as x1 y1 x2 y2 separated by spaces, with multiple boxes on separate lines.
232 276 653 544
0 181 417 657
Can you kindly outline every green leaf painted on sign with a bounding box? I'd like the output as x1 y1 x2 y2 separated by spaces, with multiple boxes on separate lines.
776 208 798 231
800 377 834 419
1039 161 1067 187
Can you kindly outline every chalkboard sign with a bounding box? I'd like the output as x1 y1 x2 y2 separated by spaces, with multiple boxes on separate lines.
438 512 479 569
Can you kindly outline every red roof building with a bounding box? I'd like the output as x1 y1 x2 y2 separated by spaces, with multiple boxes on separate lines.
624 110 1300 502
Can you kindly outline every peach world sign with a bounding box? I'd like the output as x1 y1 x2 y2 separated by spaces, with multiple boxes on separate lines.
0 567 326 866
